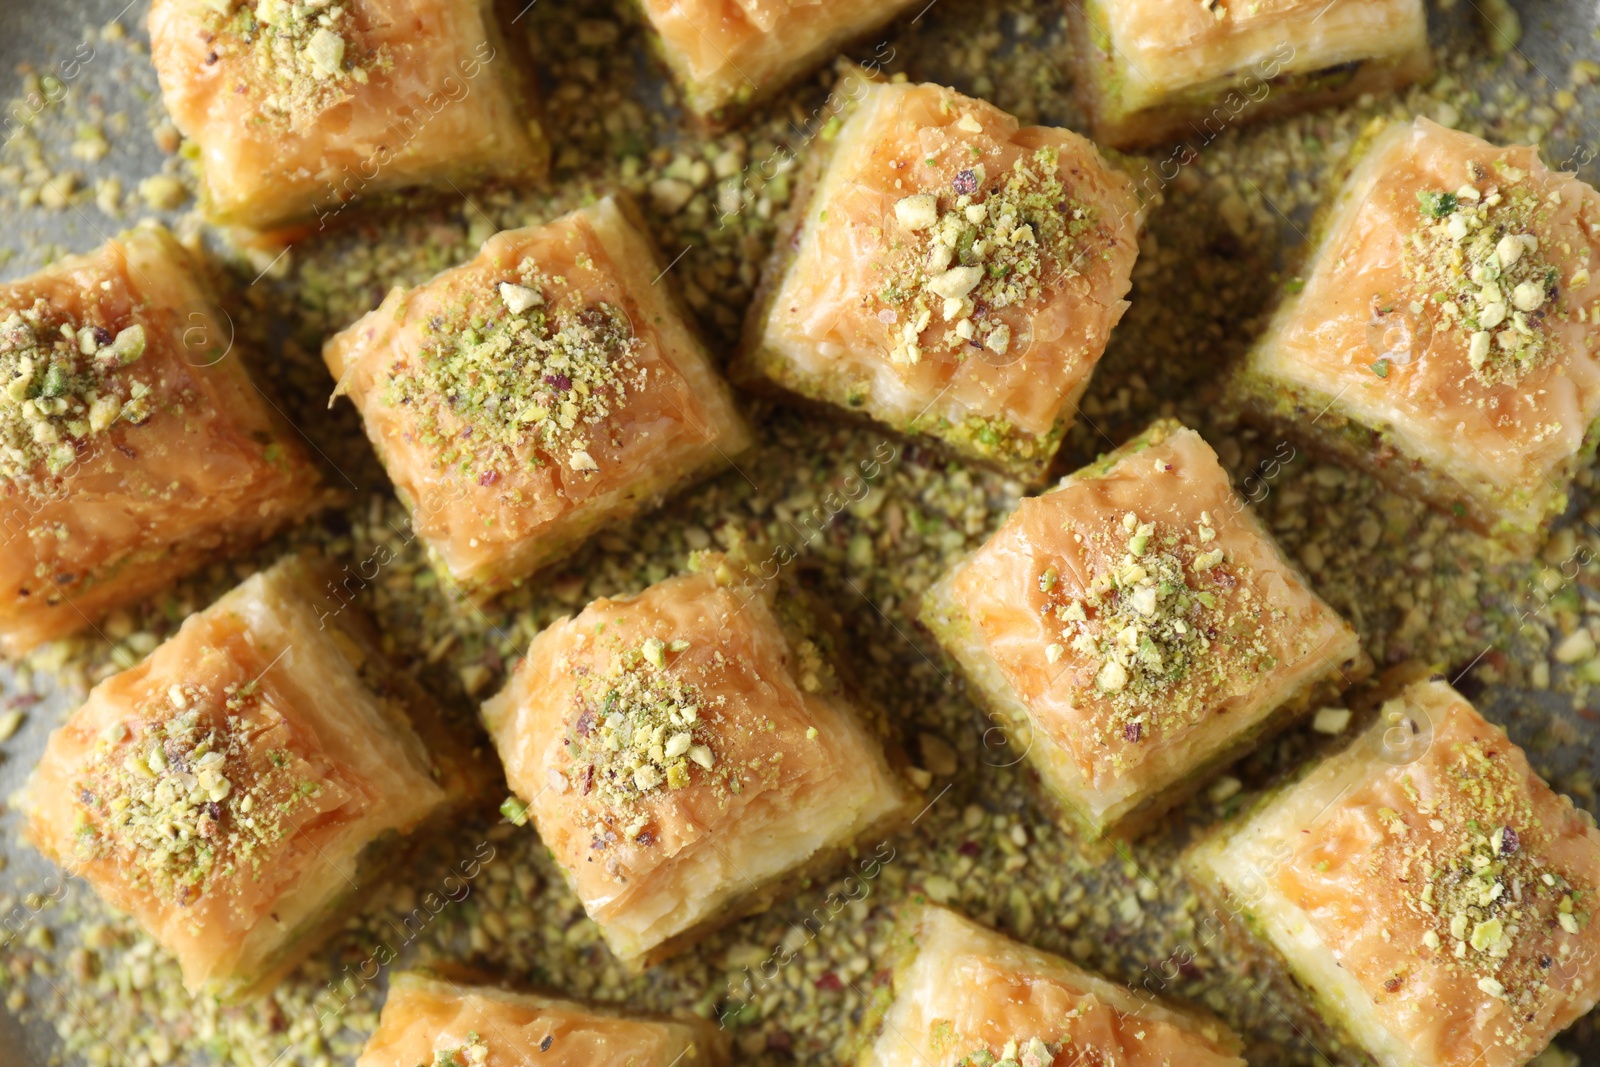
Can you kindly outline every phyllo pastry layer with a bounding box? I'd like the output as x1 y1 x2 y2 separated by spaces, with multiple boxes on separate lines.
857 904 1245 1067
736 78 1142 486
482 553 913 970
20 554 467 1001
0 225 331 658
1229 117 1600 555
921 419 1363 839
325 196 752 598
1186 680 1600 1067
356 971 727 1067
148 0 549 230
1068 0 1431 149
638 0 921 121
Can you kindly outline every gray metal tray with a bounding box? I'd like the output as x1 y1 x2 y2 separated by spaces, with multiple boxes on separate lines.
2 1 1600 1065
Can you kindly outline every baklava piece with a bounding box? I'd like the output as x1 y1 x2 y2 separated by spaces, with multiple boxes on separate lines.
1229 118 1600 555
20 555 470 1001
858 904 1245 1067
325 196 752 598
1068 0 1431 149
1187 680 1600 1067
921 419 1363 839
482 553 913 970
148 0 549 230
638 0 922 122
736 79 1142 486
0 225 330 658
357 972 727 1067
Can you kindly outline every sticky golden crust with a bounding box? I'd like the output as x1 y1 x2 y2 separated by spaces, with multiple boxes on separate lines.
637 0 921 119
1108 0 1426 108
0 226 331 658
1272 683 1600 1067
738 80 1141 483
147 0 548 230
1234 118 1600 550
356 972 728 1067
324 197 751 596
1071 0 1431 149
932 420 1359 831
482 557 912 968
20 557 449 999
860 905 1245 1067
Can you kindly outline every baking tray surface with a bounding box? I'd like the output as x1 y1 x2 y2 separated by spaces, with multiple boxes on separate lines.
2 1 1600 1065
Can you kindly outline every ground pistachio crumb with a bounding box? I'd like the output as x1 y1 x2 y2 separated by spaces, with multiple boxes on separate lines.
878 142 1095 365
2 2 1597 1066
70 680 330 906
209 0 387 127
1363 712 1590 1023
1403 166 1561 385
382 262 647 478
956 1035 1056 1067
427 1031 488 1067
1043 509 1273 747
0 300 148 480
499 795 530 826
554 636 717 810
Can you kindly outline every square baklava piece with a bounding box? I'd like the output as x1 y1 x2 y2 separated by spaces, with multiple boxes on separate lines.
357 972 727 1067
0 225 330 658
638 0 922 122
20 554 471 1001
148 0 549 230
736 79 1143 486
325 196 752 598
482 552 912 970
1068 0 1431 149
1229 117 1600 555
858 904 1245 1067
921 419 1362 840
1187 680 1600 1067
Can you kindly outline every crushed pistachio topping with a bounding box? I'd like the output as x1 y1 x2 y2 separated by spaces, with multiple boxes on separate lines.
0 301 149 481
210 0 385 126
498 795 530 826
1370 722 1592 1015
956 1037 1056 1067
383 261 647 479
1042 510 1276 754
9 0 1600 1063
878 144 1097 366
69 681 326 907
793 635 837 694
1401 163 1562 385
553 636 716 814
423 1033 488 1067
